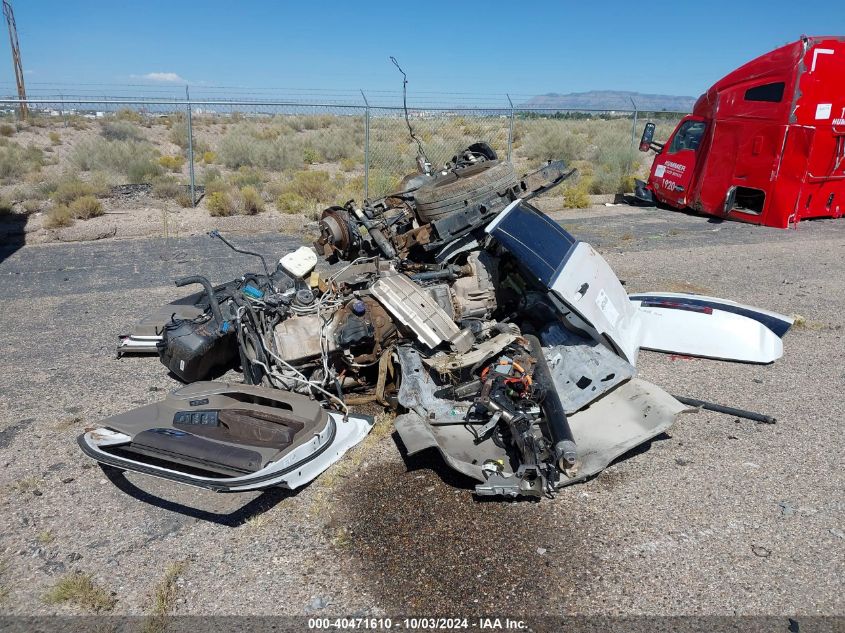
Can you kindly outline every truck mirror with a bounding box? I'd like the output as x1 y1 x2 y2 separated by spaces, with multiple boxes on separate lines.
639 122 656 152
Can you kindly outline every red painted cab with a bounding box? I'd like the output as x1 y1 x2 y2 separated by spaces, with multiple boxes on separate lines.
638 36 845 228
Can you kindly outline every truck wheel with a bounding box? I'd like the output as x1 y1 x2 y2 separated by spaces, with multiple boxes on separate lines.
414 161 518 223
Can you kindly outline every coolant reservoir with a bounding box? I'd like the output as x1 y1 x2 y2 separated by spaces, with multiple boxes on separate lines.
280 246 318 278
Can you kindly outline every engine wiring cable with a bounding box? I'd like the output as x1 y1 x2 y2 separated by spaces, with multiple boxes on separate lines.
389 56 429 169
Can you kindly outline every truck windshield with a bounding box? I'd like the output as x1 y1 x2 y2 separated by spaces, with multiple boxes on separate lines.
668 120 706 153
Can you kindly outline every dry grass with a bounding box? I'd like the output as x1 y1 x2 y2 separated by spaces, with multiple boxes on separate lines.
158 155 185 172
68 195 103 219
151 175 185 199
21 198 42 214
37 530 55 544
1 110 685 219
101 120 144 142
71 137 162 183
273 170 345 217
239 186 264 215
790 314 830 330
43 205 74 229
0 142 44 181
50 177 106 205
44 572 116 612
206 190 237 217
142 560 188 633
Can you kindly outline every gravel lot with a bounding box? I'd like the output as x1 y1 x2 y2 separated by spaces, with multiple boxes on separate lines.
0 205 843 623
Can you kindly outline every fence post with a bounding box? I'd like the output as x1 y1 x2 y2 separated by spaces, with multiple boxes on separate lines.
629 97 638 151
506 94 514 162
185 86 196 207
361 89 370 200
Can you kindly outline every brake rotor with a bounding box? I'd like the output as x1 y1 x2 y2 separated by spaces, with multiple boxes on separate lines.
315 206 353 259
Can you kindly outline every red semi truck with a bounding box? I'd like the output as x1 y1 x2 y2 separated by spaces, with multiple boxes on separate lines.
636 36 845 228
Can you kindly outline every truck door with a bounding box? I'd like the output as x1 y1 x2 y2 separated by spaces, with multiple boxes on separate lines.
650 117 707 208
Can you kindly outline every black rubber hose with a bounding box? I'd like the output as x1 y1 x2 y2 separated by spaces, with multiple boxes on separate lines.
525 334 577 469
672 395 776 424
209 230 272 281
175 275 225 325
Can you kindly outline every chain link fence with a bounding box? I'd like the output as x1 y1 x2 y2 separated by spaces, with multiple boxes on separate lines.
0 97 687 211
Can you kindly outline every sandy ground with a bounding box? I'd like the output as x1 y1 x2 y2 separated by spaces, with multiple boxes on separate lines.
0 204 843 627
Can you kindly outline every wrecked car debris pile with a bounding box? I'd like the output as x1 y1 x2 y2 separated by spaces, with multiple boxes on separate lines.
80 143 794 499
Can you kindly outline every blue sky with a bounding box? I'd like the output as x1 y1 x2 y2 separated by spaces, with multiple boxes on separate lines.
2 0 842 103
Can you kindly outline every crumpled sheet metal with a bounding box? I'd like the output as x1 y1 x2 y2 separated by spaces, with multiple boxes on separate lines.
539 321 636 414
393 345 687 487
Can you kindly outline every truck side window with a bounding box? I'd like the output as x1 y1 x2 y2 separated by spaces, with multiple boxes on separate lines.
744 82 785 102
668 121 706 153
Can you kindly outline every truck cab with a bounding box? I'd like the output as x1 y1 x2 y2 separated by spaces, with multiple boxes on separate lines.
637 36 845 228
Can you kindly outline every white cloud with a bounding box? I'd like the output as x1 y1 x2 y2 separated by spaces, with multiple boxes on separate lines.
137 72 185 83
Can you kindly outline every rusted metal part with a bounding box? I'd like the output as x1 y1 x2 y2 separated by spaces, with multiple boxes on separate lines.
375 345 395 406
393 224 433 257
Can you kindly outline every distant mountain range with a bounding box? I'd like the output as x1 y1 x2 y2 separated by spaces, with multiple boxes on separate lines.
519 90 696 112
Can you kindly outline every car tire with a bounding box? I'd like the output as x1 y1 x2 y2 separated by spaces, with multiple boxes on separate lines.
414 160 518 222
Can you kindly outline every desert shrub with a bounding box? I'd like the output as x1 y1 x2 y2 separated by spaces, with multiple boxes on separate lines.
71 138 161 183
49 131 62 145
230 166 265 190
115 108 143 124
101 120 143 141
202 167 222 183
239 186 264 215
273 170 342 216
302 146 320 164
522 120 588 165
175 192 193 208
202 151 216 164
275 191 307 214
168 118 189 150
158 155 185 172
44 204 74 228
340 157 358 171
561 172 593 209
0 123 15 137
206 190 237 216
300 125 362 162
365 170 400 198
50 177 105 204
22 199 42 214
69 195 103 219
217 124 304 171
282 170 336 201
151 175 185 199
0 142 44 180
0 195 12 215
589 143 638 194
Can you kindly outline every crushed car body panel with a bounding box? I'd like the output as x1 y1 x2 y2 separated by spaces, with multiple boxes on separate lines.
630 293 793 363
78 382 373 492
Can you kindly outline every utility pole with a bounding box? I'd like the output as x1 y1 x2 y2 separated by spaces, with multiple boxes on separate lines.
2 0 27 120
